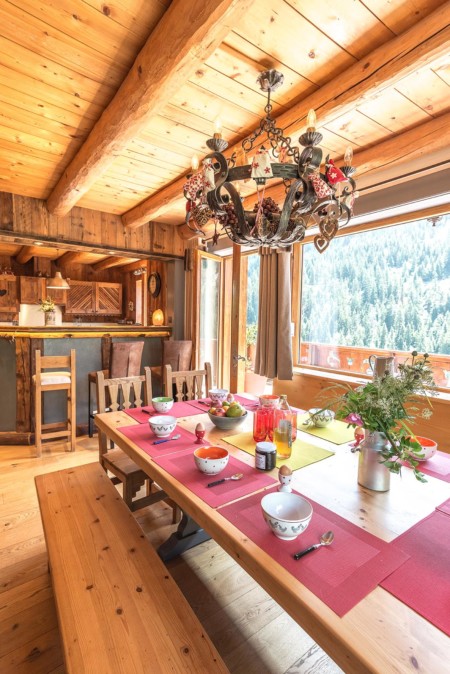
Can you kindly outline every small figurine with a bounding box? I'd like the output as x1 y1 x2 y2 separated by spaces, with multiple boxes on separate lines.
278 464 293 492
195 422 206 444
351 426 365 452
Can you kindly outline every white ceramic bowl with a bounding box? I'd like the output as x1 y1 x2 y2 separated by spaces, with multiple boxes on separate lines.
208 410 247 430
152 396 174 413
259 394 280 408
148 415 177 437
308 407 335 428
261 492 313 541
209 388 229 405
194 446 229 475
408 436 438 461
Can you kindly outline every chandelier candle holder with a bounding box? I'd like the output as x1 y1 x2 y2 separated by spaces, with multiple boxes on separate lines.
183 69 357 252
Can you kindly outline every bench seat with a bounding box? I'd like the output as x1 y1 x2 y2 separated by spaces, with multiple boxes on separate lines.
35 462 229 674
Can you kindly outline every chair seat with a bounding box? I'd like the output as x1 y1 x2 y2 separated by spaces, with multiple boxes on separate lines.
33 372 71 385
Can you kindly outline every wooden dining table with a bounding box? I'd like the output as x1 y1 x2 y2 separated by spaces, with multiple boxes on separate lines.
95 405 450 674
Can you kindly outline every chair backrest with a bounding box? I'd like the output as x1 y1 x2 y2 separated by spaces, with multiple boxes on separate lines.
110 341 144 378
96 367 152 414
162 340 192 372
164 362 212 402
35 349 76 388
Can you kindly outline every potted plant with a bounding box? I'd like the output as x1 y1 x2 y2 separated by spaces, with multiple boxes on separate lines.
38 297 56 325
327 352 436 490
246 324 258 366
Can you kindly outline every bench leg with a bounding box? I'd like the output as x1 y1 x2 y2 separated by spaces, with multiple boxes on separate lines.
157 512 211 562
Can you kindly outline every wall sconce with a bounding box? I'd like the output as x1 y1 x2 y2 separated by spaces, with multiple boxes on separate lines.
152 309 164 326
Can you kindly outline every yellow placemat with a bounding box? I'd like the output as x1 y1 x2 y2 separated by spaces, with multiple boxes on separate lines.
222 432 334 471
297 414 355 445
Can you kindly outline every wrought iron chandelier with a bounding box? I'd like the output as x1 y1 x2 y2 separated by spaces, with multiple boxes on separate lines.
183 69 357 253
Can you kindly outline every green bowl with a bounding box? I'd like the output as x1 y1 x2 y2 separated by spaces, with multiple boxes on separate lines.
152 397 174 413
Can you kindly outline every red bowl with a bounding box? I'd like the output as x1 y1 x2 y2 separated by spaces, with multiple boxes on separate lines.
408 436 437 461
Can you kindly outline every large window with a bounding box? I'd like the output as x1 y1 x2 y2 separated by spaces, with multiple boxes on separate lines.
298 214 450 388
245 253 260 368
199 254 221 381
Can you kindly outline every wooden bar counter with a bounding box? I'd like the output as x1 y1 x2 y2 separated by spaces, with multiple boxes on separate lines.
0 325 171 443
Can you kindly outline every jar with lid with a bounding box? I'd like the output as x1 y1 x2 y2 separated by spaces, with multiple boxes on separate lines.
255 441 277 471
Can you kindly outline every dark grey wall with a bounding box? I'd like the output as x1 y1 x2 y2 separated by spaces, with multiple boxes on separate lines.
0 339 16 431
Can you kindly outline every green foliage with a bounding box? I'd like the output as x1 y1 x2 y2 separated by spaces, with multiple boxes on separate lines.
301 217 450 356
38 298 55 313
328 353 436 481
246 323 258 346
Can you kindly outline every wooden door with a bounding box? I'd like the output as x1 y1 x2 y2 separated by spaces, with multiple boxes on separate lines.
47 287 67 305
65 280 95 314
95 282 123 315
19 277 46 304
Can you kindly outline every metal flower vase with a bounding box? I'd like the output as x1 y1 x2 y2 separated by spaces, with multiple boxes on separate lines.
357 431 391 492
44 311 56 326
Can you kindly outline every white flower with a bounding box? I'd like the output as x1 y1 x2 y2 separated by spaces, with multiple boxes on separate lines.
421 408 433 419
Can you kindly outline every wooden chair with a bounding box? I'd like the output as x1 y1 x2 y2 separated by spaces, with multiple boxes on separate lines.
150 339 193 396
88 340 144 436
164 362 212 402
33 349 76 457
96 367 179 518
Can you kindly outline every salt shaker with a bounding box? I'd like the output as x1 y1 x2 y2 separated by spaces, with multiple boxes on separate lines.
278 465 293 492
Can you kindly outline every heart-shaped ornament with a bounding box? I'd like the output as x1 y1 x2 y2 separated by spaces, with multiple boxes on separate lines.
320 218 338 240
314 235 330 254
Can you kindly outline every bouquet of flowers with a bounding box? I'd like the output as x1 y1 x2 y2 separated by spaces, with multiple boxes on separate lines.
38 298 55 313
328 352 436 481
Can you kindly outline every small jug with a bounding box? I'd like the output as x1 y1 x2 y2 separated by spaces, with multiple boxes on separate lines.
369 355 395 379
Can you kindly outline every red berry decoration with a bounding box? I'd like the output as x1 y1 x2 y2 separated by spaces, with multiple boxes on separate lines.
218 202 237 226
252 197 281 217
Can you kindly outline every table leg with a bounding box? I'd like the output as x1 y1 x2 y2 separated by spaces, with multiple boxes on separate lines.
158 511 211 561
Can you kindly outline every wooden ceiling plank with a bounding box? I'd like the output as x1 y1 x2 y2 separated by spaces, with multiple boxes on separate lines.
361 0 444 34
46 0 258 217
56 251 89 265
122 2 450 228
91 255 136 271
15 245 36 264
82 0 170 43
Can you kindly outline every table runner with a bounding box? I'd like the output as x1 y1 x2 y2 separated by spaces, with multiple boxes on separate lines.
124 401 204 423
222 431 334 471
118 423 205 459
436 497 450 516
402 450 450 483
153 451 277 508
381 509 450 636
219 487 409 616
297 413 355 445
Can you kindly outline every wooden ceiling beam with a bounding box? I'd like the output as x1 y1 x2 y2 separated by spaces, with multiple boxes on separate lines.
117 260 149 274
91 256 136 272
56 251 90 266
122 1 450 228
15 245 36 264
45 0 257 217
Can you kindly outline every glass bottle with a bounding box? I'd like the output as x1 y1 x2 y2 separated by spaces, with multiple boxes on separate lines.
274 394 297 441
273 395 297 458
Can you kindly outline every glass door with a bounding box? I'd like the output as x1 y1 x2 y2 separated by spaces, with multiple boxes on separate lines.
196 251 223 385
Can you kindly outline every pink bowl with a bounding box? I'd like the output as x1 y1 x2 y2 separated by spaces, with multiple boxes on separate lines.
259 394 280 408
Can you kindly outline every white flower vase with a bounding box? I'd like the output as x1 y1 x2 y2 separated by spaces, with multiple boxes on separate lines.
44 311 56 326
358 431 391 492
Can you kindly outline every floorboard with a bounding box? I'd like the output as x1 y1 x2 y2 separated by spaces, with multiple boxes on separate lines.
0 438 342 673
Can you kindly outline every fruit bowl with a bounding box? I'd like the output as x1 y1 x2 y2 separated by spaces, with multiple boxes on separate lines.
261 492 313 541
208 410 247 430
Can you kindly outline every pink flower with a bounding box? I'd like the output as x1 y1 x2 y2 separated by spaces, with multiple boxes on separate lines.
344 413 363 426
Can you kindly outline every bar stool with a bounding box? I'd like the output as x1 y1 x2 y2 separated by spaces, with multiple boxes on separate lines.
88 341 144 436
150 340 192 396
33 349 76 457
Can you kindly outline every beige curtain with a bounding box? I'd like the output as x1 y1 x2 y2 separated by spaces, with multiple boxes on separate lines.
254 248 293 380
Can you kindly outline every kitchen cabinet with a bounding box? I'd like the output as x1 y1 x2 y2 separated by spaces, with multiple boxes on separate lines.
0 276 18 312
95 282 122 315
19 277 67 305
65 281 122 315
65 280 95 314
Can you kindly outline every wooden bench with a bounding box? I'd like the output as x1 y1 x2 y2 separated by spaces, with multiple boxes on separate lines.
35 462 229 674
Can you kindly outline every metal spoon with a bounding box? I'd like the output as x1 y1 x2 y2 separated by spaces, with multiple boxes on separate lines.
293 530 334 560
207 473 244 487
152 434 181 445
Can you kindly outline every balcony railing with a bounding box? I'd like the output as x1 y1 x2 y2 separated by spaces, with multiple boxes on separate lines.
299 342 450 389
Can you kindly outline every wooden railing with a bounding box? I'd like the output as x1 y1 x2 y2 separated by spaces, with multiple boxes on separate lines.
299 342 450 389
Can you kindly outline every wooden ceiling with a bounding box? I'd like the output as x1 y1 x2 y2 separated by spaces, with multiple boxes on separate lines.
0 0 448 230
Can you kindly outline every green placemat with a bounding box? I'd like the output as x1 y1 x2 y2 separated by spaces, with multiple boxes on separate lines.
222 432 334 470
297 414 355 445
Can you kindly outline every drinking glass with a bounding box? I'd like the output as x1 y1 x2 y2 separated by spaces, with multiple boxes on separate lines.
253 407 270 442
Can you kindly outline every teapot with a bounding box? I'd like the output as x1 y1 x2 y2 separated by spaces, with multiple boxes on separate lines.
368 355 395 379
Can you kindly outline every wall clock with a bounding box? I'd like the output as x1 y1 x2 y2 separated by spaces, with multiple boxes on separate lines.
148 272 161 298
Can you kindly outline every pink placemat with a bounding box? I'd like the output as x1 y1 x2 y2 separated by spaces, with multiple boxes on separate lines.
402 450 450 483
218 487 409 616
153 451 277 508
381 510 450 636
124 401 205 423
436 497 450 516
118 423 206 458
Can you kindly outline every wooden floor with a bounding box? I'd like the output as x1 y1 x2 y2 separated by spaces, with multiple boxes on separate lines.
0 438 342 674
